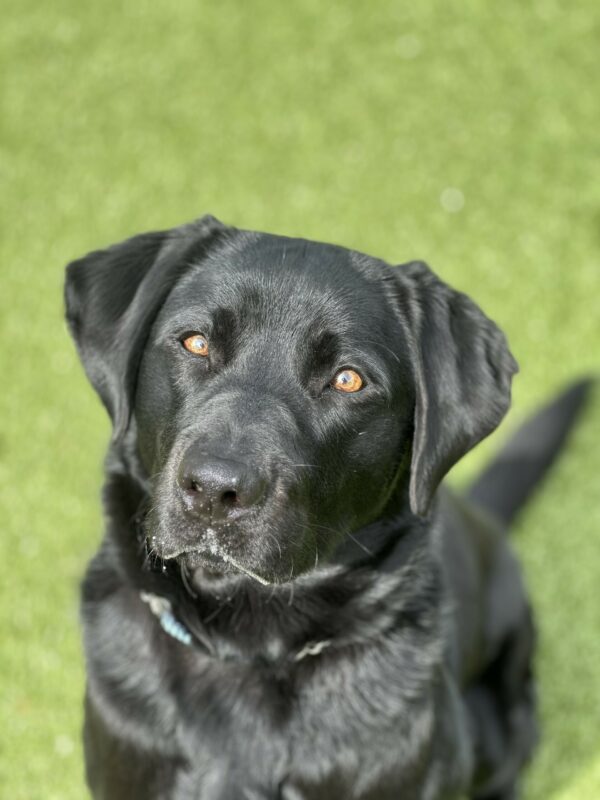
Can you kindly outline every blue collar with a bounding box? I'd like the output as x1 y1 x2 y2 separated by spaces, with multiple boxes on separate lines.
140 591 193 646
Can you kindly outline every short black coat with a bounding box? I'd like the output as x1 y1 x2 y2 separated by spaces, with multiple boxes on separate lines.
66 216 538 799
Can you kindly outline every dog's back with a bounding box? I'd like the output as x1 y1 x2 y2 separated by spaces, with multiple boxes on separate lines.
443 379 592 798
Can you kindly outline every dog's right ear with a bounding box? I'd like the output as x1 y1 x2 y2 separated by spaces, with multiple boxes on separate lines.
65 214 228 438
387 260 518 518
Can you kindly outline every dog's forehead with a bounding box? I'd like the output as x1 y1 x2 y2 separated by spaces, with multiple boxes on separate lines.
164 232 395 336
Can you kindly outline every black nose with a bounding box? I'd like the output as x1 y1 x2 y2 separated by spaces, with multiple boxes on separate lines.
177 450 268 522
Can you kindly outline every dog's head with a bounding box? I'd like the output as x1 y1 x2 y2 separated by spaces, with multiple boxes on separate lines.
66 215 517 585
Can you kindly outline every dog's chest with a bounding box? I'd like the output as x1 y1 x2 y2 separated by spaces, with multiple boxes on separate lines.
88 601 434 798
159 637 435 798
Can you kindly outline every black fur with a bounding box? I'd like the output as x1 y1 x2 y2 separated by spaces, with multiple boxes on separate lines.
65 215 588 799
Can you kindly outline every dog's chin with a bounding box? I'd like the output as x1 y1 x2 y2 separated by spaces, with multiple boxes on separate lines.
180 548 229 573
178 548 276 588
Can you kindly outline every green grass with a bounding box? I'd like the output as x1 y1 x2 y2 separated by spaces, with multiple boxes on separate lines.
1 1 598 797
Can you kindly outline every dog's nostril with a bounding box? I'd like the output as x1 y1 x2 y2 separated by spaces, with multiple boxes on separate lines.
220 490 238 507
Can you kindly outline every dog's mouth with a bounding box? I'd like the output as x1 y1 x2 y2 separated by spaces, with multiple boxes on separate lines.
164 545 275 587
143 494 317 588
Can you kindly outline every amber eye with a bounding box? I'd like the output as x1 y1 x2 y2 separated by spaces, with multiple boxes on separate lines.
331 369 364 393
182 333 209 356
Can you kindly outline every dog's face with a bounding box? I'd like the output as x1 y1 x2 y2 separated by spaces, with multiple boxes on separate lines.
135 235 415 582
66 216 517 585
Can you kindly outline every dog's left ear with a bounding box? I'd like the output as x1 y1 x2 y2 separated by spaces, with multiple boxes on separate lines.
65 214 228 438
390 261 518 517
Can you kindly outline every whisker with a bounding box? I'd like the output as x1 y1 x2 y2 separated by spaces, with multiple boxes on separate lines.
356 337 403 366
300 519 375 557
287 564 295 606
264 532 283 561
180 564 198 598
344 531 374 557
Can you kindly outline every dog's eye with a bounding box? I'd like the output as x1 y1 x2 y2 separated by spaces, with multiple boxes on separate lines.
331 369 364 393
182 333 209 356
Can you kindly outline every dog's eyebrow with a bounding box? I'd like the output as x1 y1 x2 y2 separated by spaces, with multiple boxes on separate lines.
212 306 239 339
308 330 340 367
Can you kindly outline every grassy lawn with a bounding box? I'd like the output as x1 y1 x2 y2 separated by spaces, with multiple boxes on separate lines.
1 1 598 797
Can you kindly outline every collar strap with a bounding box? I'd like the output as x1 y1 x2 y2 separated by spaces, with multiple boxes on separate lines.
140 592 193 647
140 591 331 661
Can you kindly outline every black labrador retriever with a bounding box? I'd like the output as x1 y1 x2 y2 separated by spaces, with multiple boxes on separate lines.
65 215 588 799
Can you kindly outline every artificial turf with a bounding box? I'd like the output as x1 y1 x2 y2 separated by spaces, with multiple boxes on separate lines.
1 1 598 797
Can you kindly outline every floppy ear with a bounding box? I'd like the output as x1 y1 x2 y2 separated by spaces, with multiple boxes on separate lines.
65 214 227 438
391 261 518 517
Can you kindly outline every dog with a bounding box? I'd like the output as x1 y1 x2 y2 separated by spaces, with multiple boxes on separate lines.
65 215 589 799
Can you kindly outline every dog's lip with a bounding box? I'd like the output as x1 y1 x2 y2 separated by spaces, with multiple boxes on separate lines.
183 548 225 566
160 545 225 565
